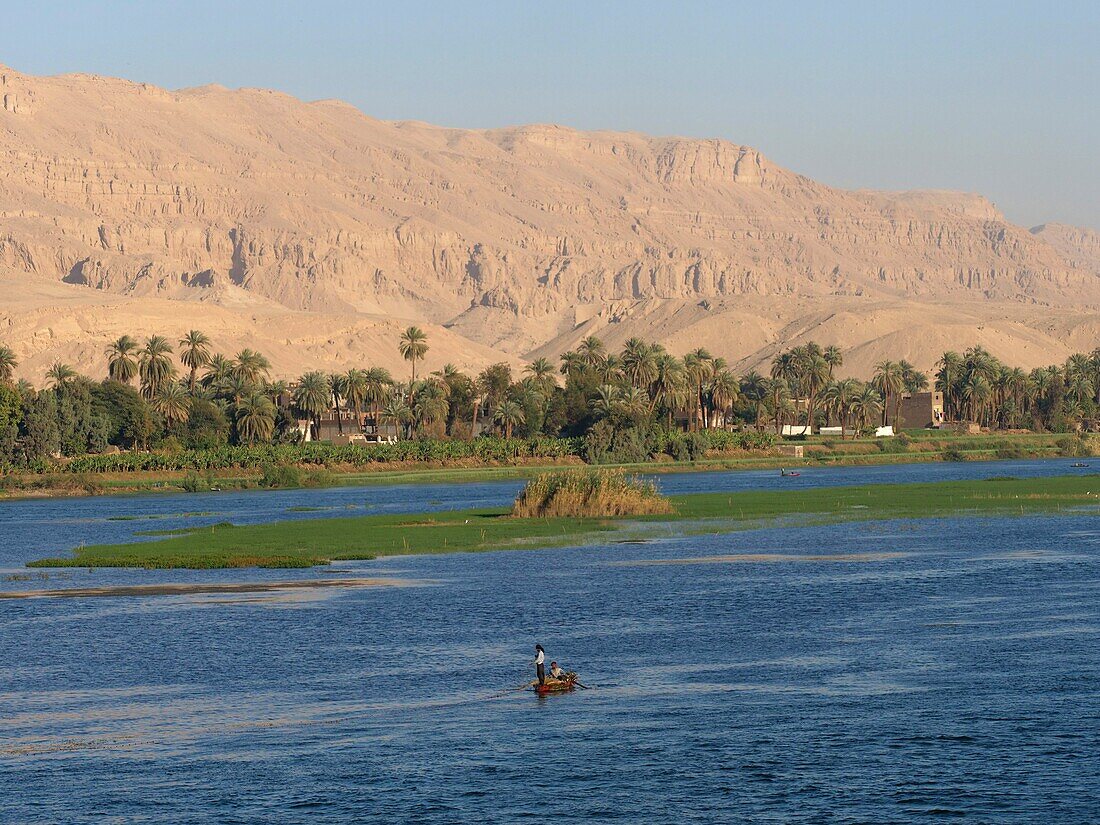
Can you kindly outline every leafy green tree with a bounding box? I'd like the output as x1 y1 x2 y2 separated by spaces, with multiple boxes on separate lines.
91 380 155 449
0 383 23 464
22 391 60 463
183 398 230 449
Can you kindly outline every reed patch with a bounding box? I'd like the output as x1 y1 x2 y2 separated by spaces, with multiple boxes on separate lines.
512 469 673 518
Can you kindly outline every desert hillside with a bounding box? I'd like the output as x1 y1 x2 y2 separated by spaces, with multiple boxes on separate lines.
1 64 1096 381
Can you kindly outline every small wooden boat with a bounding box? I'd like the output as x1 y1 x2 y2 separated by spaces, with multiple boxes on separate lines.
535 672 578 695
781 471 801 477
1070 462 1090 468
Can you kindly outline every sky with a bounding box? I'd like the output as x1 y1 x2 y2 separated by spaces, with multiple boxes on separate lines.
2 1 1098 229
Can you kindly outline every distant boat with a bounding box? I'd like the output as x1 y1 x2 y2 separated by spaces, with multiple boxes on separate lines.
1070 462 1090 468
780 470 801 477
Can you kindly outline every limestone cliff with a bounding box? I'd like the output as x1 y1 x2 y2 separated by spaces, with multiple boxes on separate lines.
0 64 1096 378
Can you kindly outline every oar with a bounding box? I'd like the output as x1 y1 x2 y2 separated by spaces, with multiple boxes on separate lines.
574 681 591 689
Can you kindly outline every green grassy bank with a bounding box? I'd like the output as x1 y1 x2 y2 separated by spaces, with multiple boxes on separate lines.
3 431 1092 501
30 473 1100 569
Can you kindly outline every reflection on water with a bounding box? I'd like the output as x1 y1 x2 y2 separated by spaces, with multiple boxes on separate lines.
1 463 1099 821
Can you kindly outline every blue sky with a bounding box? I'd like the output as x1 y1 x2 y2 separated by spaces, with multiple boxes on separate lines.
3 1 1097 228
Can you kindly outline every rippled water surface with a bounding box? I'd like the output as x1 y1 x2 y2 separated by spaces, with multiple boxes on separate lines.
2 460 1098 821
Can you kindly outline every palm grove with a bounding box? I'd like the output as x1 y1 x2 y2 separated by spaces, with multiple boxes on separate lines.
0 329 1098 469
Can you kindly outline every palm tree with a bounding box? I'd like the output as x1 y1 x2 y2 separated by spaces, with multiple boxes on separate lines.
559 350 586 379
493 399 525 439
105 336 138 384
797 352 831 433
0 344 16 384
765 377 794 434
850 385 883 435
293 371 331 440
590 384 619 420
823 345 843 379
936 351 963 421
616 385 650 423
652 353 687 426
740 371 768 431
153 382 191 428
46 362 77 388
329 373 348 435
412 382 449 435
343 369 369 429
202 353 234 394
871 361 904 428
525 357 556 385
233 349 271 386
577 336 606 369
222 373 252 406
380 397 412 440
179 330 212 393
685 349 715 429
364 368 394 432
709 369 740 426
139 335 176 400
621 338 658 390
399 327 429 387
265 379 289 404
962 374 992 425
235 392 276 444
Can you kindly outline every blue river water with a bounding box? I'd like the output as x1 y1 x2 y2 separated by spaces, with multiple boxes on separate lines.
1 458 1098 821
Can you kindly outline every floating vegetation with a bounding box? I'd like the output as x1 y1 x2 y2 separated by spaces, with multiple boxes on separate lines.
512 468 673 518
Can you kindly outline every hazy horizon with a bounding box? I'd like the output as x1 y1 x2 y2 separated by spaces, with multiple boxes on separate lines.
2 1 1097 229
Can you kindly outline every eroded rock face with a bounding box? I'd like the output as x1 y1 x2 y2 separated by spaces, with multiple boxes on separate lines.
0 64 1096 365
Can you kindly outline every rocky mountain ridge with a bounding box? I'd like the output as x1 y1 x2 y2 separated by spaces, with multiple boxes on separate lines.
1 64 1097 379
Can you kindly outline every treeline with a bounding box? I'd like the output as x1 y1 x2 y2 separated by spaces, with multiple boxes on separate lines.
0 331 1097 472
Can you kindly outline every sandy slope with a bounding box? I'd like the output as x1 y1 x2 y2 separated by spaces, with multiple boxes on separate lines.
0 63 1097 381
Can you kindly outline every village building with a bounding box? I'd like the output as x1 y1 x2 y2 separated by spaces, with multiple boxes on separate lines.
885 391 945 430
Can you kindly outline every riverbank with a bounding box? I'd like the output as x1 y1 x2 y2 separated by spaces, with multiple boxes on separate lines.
30 473 1100 569
2 431 1090 501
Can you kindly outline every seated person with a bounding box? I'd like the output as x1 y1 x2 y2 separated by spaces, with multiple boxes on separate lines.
549 661 566 680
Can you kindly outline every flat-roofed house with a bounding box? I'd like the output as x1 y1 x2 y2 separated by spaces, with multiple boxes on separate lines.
886 391 945 430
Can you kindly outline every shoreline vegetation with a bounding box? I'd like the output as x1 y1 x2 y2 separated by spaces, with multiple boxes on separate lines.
1 430 1095 501
2 331 1098 502
29 473 1100 570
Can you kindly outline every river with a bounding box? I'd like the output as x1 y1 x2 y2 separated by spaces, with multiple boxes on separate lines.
1 458 1097 821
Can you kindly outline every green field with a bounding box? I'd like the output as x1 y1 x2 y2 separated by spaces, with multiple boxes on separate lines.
30 473 1100 569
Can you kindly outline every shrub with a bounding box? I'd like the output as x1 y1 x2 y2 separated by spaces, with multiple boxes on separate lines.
259 462 301 489
303 468 338 488
1056 435 1093 458
180 472 206 493
667 432 708 462
582 421 615 464
512 468 673 518
941 447 966 462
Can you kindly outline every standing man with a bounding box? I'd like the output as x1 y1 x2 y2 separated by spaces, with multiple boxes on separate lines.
534 644 546 686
